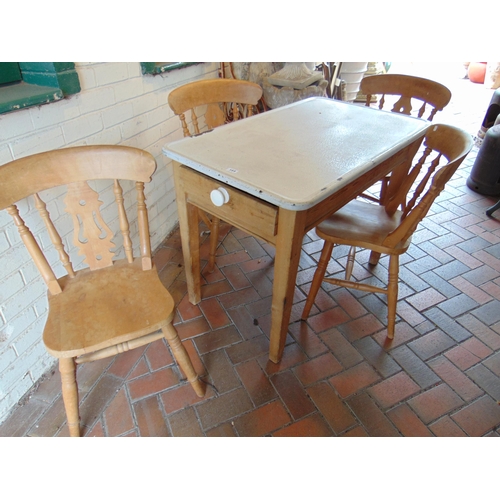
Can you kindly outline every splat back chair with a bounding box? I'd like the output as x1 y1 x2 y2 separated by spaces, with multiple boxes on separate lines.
0 146 205 437
301 124 472 339
359 74 452 204
168 78 263 272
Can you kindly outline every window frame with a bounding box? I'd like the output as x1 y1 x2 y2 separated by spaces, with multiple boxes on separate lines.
0 62 80 115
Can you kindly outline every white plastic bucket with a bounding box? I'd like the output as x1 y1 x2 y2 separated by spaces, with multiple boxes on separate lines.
340 62 368 102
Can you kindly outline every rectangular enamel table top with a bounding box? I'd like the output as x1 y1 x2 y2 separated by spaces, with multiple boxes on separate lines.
162 97 428 211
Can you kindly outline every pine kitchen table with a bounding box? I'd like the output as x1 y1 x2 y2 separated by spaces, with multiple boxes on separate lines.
162 97 428 363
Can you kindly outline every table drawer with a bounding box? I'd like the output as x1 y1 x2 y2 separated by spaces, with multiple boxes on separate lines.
175 164 278 244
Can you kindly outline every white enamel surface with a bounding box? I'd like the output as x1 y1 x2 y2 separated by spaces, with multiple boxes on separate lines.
163 97 428 210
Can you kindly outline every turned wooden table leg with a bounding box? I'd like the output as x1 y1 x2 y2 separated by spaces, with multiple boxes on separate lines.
59 357 80 437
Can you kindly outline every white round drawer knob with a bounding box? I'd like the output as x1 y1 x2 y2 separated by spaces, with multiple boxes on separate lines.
210 187 230 207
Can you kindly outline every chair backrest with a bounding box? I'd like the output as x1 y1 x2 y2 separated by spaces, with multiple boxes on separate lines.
0 146 157 295
382 124 473 248
168 78 263 137
360 74 452 121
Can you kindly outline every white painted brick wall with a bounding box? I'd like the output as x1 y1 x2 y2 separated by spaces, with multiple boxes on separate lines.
0 61 219 424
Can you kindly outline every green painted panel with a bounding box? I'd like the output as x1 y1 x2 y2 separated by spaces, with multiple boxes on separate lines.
0 62 22 85
17 62 80 96
141 62 201 74
0 82 63 114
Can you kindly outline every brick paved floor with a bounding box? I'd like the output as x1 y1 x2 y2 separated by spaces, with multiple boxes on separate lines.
1 63 500 437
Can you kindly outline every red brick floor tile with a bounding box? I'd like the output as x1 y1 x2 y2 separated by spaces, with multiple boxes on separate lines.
161 382 215 415
457 314 500 350
428 356 483 402
406 288 447 311
214 249 251 268
449 276 494 305
407 329 456 360
340 314 386 343
387 404 434 437
0 397 50 437
347 393 399 437
194 325 242 355
307 382 357 435
107 346 147 379
222 264 251 290
75 357 114 394
306 307 351 334
271 370 316 420
128 358 149 379
480 281 500 301
103 387 135 436
272 413 334 437
235 359 278 407
444 345 482 370
331 288 368 319
28 368 62 406
461 337 494 359
226 306 263 340
288 321 329 358
340 426 369 437
133 396 170 437
293 352 343 387
168 406 204 437
78 374 123 430
329 362 380 398
200 280 234 300
177 293 203 321
85 419 105 437
407 384 464 424
258 343 308 376
205 422 238 437
233 400 291 436
175 316 211 341
392 302 426 328
367 372 421 409
196 387 253 430
319 328 363 369
127 367 180 401
483 352 500 376
373 322 421 350
226 335 270 365
202 349 241 394
217 287 262 310
199 297 232 330
145 339 174 371
429 416 467 437
451 395 500 436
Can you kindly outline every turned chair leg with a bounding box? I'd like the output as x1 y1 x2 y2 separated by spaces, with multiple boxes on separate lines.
345 246 356 280
162 323 205 397
302 241 334 320
59 357 80 437
369 251 381 266
386 254 399 339
206 216 221 273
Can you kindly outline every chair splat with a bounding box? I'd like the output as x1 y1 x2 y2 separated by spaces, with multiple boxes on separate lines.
64 181 115 270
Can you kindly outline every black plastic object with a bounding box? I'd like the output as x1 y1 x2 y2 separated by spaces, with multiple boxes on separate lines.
477 89 500 140
467 124 500 196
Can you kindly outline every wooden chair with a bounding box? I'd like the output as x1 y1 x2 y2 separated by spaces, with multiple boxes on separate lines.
301 124 472 339
0 146 205 437
168 78 263 272
359 74 452 204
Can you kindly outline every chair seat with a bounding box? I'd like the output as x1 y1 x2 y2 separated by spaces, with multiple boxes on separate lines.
316 199 410 253
43 258 174 358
